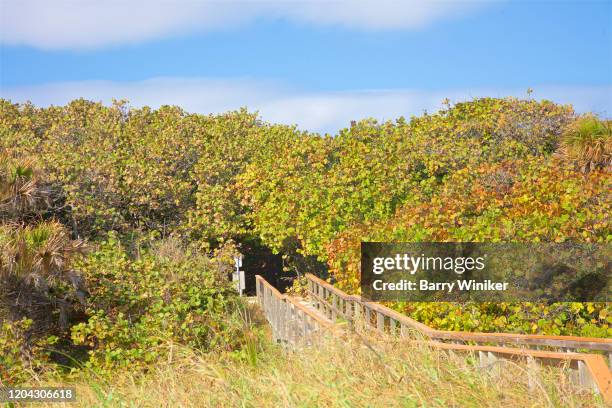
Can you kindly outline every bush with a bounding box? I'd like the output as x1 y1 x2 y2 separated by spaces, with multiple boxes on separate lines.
240 97 575 260
1 97 608 343
325 156 611 336
70 235 247 373
0 100 279 241
0 318 59 384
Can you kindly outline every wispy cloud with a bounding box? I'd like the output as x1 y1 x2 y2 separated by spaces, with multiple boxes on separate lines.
0 0 489 49
1 77 610 133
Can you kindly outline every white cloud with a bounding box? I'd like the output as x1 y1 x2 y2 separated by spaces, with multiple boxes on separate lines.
1 77 610 134
0 0 489 49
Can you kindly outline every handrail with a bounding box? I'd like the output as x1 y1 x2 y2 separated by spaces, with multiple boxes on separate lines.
305 273 612 353
422 341 611 400
255 275 336 346
304 272 612 401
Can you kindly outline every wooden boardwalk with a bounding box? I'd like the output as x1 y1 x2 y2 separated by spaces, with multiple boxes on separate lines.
255 274 612 403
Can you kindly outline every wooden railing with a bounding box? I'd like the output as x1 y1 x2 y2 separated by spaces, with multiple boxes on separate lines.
255 275 335 346
305 273 612 401
306 273 612 353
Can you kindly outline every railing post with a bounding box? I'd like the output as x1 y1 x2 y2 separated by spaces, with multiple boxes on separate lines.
264 287 268 317
390 318 397 335
345 300 353 329
281 300 287 344
302 311 308 342
273 294 279 341
290 304 297 346
319 285 324 313
488 352 499 377
321 288 327 317
278 298 283 341
527 356 537 392
354 302 361 328
268 288 272 321
270 289 274 319
577 360 597 392
269 291 274 339
377 311 385 333
478 351 487 369
331 294 337 321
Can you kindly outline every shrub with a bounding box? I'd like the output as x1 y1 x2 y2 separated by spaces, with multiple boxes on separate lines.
70 235 247 373
1 97 607 342
0 318 59 385
325 156 611 336
240 98 575 261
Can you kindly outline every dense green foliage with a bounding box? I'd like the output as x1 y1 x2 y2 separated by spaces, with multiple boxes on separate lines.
241 98 579 259
70 235 246 374
0 145 246 381
1 95 610 382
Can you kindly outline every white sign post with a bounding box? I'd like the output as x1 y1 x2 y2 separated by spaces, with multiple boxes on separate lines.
232 255 245 296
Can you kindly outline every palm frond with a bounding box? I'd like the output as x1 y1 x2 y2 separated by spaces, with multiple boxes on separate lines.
0 156 50 218
557 115 612 172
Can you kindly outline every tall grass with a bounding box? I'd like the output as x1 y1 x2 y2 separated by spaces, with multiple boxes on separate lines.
32 334 604 407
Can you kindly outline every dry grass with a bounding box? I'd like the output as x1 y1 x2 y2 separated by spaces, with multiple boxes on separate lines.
30 333 605 408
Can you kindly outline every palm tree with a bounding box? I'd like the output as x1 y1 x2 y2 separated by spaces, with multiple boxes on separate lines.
1 154 86 330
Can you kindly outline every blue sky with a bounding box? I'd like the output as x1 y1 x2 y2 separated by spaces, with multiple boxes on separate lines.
1 0 610 133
